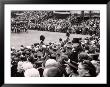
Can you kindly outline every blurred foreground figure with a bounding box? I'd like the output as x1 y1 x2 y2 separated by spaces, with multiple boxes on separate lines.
77 60 97 77
43 66 63 77
24 68 40 77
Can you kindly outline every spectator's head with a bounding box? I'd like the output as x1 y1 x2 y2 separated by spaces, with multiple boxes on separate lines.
12 57 19 65
45 59 58 67
16 52 21 57
28 55 34 63
43 66 62 77
78 52 89 62
24 68 40 77
92 54 99 61
34 43 39 47
20 55 27 61
77 60 96 77
91 60 100 75
20 45 24 47
58 54 68 64
59 38 62 42
65 61 78 75
50 54 56 60
25 50 30 56
22 61 33 71
34 61 43 68
52 45 58 52
11 47 15 51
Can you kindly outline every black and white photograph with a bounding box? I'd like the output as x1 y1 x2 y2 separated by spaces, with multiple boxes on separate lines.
4 4 107 84
10 10 100 77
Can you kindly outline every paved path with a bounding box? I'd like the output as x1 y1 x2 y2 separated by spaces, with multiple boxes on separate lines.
11 30 90 49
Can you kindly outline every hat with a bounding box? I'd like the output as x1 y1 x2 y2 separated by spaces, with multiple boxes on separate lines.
78 52 89 61
20 47 24 51
59 38 62 41
34 61 43 65
26 46 31 49
72 38 81 43
24 68 40 77
40 35 45 41
20 45 24 47
34 61 43 68
13 57 19 62
72 43 79 48
42 45 46 48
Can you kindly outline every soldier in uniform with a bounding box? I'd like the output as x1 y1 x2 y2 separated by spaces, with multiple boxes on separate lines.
40 35 45 46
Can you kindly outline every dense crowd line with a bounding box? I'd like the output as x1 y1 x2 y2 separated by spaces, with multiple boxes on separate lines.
11 34 100 77
11 11 100 36
36 18 100 36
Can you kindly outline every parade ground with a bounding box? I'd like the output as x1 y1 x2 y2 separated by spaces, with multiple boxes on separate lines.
11 30 90 49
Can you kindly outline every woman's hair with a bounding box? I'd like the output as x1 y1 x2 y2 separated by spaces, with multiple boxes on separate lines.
82 60 97 77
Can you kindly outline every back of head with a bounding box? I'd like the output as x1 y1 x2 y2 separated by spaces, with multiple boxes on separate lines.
24 68 40 77
82 60 97 77
45 59 58 67
40 35 45 41
43 66 62 77
78 52 89 62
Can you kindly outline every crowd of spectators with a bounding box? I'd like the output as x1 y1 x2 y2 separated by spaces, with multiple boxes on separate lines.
11 34 100 77
35 18 100 36
11 11 100 36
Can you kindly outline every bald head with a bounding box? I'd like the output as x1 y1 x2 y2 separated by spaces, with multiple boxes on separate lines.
43 66 62 77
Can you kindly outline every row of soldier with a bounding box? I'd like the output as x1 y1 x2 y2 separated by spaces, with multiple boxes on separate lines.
11 21 28 33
